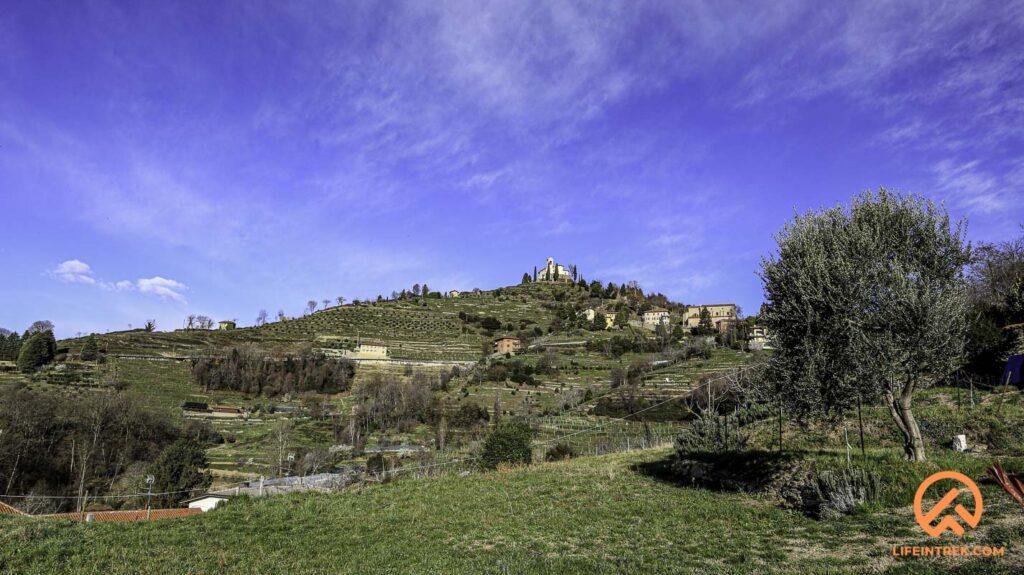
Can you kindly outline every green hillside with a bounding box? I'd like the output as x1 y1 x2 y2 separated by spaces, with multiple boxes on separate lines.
2 447 1021 575
57 282 589 361
0 281 753 485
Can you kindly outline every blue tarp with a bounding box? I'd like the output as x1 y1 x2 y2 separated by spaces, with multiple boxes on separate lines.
1002 355 1024 387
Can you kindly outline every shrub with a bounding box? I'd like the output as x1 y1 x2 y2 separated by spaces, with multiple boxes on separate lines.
675 411 748 455
480 421 534 469
450 403 490 428
544 442 577 462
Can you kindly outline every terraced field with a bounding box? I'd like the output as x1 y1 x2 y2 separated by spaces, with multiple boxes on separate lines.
638 349 752 399
58 283 585 362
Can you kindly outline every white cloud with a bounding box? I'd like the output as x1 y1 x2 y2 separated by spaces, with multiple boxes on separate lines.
48 260 186 302
136 276 188 303
50 259 96 284
932 159 1014 214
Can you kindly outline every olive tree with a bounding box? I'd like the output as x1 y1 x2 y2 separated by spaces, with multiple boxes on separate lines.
760 189 970 461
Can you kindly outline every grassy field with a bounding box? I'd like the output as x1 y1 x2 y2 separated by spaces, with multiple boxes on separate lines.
2 448 1021 575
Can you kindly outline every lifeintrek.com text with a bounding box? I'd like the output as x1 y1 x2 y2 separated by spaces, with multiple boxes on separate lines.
892 546 1006 558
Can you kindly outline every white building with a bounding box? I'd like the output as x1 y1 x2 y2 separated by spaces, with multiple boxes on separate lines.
536 257 573 282
184 493 230 512
641 308 671 330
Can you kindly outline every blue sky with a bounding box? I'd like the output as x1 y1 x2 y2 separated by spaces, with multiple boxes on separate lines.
1 1 1022 339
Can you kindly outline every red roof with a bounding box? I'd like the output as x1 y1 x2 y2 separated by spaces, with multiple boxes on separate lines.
44 508 201 522
0 501 26 515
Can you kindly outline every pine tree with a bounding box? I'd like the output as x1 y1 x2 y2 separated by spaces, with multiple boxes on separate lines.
521 272 531 284
0 332 19 361
81 334 99 362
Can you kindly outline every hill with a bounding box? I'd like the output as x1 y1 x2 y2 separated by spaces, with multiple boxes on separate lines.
2 447 1021 575
57 282 593 361
2 280 753 486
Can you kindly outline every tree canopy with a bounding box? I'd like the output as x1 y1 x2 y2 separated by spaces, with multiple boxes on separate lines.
760 189 970 461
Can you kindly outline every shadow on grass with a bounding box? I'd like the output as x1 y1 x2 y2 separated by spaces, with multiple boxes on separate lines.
630 449 800 491
630 448 901 492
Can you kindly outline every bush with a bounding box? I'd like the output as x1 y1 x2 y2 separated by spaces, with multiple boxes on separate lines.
675 411 748 455
544 442 576 462
480 421 534 469
450 403 490 428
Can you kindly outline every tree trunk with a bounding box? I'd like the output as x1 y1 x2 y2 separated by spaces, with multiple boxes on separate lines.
885 379 926 461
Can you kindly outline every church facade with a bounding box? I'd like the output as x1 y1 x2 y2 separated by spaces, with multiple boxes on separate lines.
536 257 573 282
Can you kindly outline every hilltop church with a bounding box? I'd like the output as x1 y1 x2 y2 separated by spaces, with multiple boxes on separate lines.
535 257 574 283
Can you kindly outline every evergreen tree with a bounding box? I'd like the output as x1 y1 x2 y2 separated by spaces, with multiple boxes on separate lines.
0 331 20 361
80 334 99 362
421 284 430 297
614 309 629 327
698 307 714 333
17 331 55 372
149 439 212 507
533 266 537 282
521 272 531 284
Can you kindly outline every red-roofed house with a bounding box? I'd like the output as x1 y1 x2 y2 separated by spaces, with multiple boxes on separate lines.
0 501 26 516
44 508 201 522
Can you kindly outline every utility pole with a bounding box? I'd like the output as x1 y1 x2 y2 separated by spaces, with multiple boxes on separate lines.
145 475 155 520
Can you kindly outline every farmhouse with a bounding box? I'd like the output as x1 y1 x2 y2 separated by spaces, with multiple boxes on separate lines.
684 304 737 329
448 290 461 298
494 336 521 354
341 343 389 360
536 257 573 282
641 308 671 330
218 320 236 330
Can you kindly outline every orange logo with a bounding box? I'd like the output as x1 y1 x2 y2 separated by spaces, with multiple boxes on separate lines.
914 471 983 537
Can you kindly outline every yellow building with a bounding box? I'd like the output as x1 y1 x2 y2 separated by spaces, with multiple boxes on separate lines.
494 336 521 354
581 308 615 329
338 343 389 359
684 304 737 329
217 320 236 331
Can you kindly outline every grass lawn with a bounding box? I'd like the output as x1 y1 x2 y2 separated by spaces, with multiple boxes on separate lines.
2 448 1021 575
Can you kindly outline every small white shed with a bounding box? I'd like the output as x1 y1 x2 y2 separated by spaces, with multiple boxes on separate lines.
184 493 230 512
